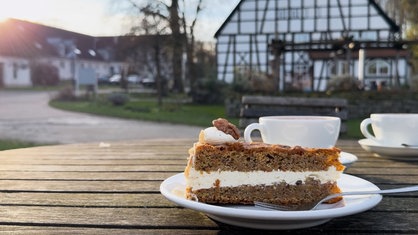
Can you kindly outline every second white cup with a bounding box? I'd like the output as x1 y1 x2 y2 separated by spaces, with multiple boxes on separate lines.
360 113 418 146
244 116 341 148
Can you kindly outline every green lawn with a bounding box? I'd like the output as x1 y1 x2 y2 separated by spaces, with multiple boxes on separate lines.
50 98 240 127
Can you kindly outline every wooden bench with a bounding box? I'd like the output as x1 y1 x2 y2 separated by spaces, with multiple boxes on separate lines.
239 95 348 133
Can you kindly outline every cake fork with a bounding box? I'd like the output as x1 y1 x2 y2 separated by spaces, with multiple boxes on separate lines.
254 185 418 211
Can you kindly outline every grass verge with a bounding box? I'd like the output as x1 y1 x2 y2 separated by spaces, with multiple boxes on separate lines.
0 139 39 151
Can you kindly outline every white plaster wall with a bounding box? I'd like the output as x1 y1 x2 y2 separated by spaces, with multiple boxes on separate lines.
0 56 31 87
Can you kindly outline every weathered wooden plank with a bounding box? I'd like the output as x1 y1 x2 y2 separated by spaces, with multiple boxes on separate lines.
0 192 175 207
0 207 218 228
0 153 188 160
376 197 418 212
0 180 162 192
0 227 219 235
0 171 178 180
318 211 418 233
346 167 418 175
0 142 190 166
0 149 189 158
0 164 185 172
0 159 187 165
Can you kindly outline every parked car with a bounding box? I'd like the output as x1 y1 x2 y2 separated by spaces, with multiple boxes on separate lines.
141 77 155 88
127 74 141 84
108 74 121 85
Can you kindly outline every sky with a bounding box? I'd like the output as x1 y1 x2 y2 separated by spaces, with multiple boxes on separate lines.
0 0 240 42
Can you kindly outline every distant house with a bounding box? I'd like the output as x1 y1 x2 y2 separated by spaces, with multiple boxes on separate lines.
0 18 127 88
215 0 411 92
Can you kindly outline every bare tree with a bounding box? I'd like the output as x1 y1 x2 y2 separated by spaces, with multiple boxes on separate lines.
122 0 205 94
181 0 204 92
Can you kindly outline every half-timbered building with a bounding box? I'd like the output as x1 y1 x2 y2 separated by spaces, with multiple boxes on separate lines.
215 0 411 92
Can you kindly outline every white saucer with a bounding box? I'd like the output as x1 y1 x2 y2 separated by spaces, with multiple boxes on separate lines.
359 139 418 160
339 152 358 168
160 173 382 230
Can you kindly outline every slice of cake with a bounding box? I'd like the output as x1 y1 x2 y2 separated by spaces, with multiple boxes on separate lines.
184 118 345 206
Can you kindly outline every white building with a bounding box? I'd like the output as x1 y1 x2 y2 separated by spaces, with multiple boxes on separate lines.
0 18 127 88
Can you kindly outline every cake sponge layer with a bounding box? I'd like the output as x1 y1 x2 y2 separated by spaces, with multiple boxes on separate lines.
186 178 341 205
190 142 343 172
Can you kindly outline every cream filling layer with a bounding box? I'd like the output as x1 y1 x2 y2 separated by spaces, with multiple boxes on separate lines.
186 166 341 190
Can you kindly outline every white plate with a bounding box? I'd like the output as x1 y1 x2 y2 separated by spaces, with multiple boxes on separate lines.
340 152 358 168
160 173 382 230
359 139 418 161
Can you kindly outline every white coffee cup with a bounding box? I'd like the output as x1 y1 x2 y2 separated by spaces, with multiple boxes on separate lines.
244 116 341 148
360 113 418 146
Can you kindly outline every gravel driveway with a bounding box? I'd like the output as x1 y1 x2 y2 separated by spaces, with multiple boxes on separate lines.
0 90 202 144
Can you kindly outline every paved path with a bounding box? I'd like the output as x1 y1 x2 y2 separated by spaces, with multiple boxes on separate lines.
0 90 202 144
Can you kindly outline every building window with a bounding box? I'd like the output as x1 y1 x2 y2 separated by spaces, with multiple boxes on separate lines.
329 61 350 76
13 62 18 79
329 61 337 75
60 61 65 68
366 60 390 76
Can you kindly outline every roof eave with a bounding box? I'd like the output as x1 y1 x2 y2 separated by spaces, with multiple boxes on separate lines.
214 0 243 38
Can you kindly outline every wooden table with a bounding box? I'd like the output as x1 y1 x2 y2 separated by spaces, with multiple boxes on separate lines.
0 139 416 234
